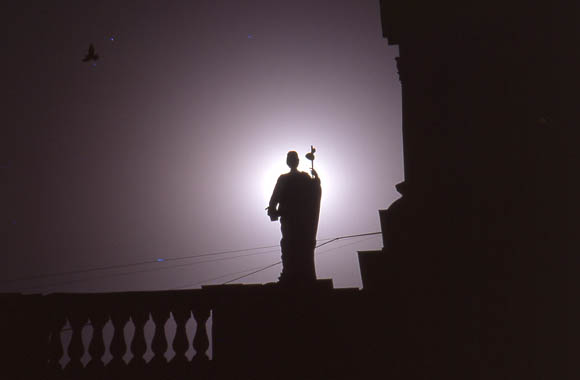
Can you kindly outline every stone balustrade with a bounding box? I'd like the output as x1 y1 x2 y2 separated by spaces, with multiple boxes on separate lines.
1 281 370 380
1 290 212 380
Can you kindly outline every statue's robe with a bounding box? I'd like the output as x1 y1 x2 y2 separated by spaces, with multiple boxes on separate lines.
269 171 321 283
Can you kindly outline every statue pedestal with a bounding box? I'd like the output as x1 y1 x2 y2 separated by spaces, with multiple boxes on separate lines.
204 280 362 380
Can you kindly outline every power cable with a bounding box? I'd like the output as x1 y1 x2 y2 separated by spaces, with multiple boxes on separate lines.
0 243 297 284
58 233 382 331
16 232 380 293
172 265 273 290
221 232 381 284
19 248 283 293
314 231 381 249
4 233 368 286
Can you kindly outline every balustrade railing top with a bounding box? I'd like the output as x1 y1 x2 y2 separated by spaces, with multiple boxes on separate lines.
2 290 212 380
1 281 362 380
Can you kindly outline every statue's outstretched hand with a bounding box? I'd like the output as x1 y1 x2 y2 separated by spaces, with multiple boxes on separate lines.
311 169 319 179
266 206 280 221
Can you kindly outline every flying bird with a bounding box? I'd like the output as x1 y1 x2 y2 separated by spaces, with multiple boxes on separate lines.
82 44 99 62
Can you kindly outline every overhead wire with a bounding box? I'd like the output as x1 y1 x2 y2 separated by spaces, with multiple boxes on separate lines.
13 232 381 293
314 231 382 249
5 232 381 286
18 248 283 293
57 233 382 331
0 243 309 285
171 265 273 290
223 262 281 284
221 232 382 284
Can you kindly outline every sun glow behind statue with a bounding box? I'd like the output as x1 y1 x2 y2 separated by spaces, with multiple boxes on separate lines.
2 0 404 292
259 145 341 234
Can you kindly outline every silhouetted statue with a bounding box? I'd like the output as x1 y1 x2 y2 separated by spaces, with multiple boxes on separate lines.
82 44 99 62
267 151 321 284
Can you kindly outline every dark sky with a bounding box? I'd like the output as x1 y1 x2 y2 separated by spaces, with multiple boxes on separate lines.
2 0 402 293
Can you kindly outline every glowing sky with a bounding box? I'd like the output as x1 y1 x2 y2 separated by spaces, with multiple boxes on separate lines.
3 0 402 292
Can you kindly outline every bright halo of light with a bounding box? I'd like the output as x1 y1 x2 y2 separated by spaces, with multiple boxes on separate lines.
258 147 340 231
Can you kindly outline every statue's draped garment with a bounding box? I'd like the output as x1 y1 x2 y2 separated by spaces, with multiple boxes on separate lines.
269 171 321 283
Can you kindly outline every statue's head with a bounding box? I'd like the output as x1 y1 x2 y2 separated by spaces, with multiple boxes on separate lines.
286 151 299 169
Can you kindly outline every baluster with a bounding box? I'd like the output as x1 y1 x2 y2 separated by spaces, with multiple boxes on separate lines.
192 307 210 360
64 310 89 377
192 306 212 379
47 314 66 377
170 306 191 376
86 310 108 376
150 309 170 376
107 311 129 380
128 310 149 377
